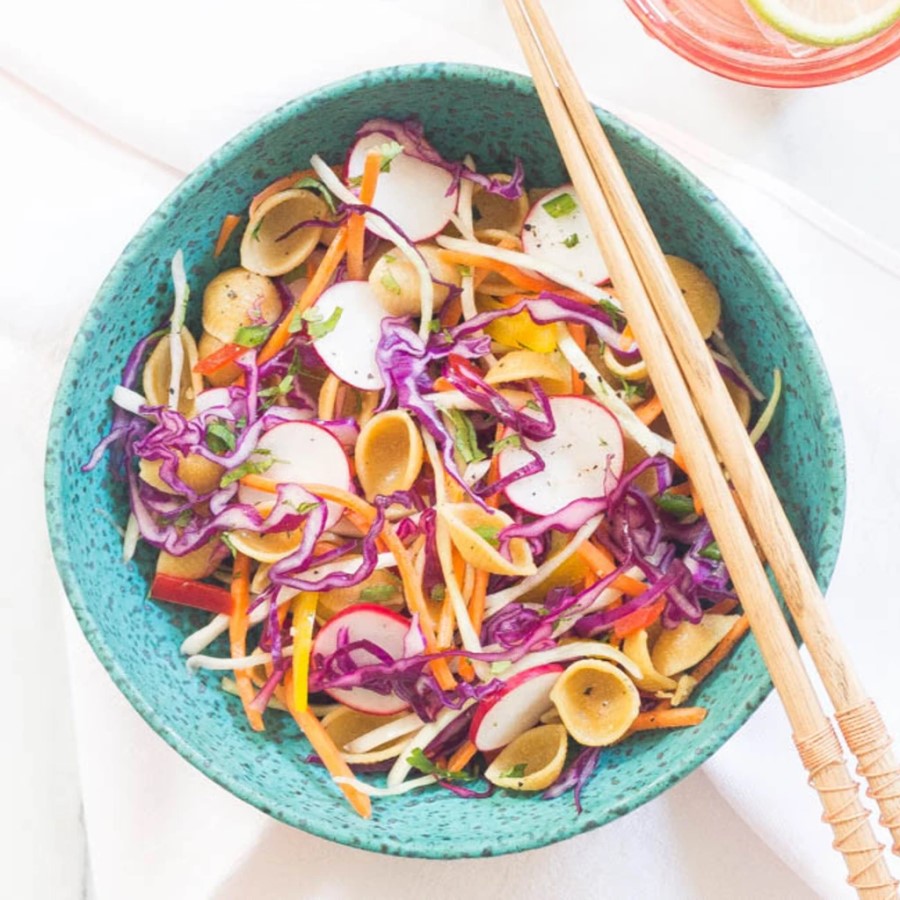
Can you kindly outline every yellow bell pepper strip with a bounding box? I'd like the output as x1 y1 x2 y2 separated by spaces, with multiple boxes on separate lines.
291 592 319 713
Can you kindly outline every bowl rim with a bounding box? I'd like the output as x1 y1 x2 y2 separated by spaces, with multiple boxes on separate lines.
44 61 846 858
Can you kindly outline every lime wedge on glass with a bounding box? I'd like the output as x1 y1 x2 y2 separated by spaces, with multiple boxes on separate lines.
745 0 900 46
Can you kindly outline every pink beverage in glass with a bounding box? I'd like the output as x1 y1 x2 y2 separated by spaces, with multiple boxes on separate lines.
625 0 900 87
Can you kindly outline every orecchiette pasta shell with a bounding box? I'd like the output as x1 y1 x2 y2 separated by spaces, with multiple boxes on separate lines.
201 267 282 344
622 628 677 693
227 503 304 563
321 707 410 765
650 614 739 677
664 255 721 340
138 452 224 496
471 174 530 235
550 659 641 747
156 539 225 581
240 189 328 277
355 410 424 502
484 724 568 791
484 349 571 395
368 244 458 317
437 503 536 578
317 569 405 622
142 330 203 416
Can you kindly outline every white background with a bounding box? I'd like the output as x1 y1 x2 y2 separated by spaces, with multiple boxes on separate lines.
3 1 900 898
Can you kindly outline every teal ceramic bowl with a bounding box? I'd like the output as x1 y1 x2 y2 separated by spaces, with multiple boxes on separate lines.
45 63 845 858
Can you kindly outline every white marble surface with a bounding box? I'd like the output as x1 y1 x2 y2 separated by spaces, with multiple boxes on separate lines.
4 2 900 898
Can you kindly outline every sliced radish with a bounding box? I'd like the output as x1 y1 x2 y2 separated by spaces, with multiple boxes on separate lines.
346 130 458 242
194 387 234 415
522 185 609 285
499 395 624 516
310 280 389 391
312 604 413 716
237 421 351 527
469 664 564 752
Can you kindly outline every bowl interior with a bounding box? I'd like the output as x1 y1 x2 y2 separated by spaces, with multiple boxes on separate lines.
45 63 844 858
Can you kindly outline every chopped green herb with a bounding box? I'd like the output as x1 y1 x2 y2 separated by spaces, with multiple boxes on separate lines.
288 308 304 334
490 433 521 454
291 500 320 515
348 175 363 188
376 140 404 172
206 421 236 454
407 748 475 782
250 217 265 241
282 262 308 283
489 660 512 676
500 763 528 780
360 584 400 603
457 264 473 278
542 192 577 219
563 232 580 248
619 378 647 402
258 373 295 402
430 584 446 602
446 409 487 464
219 456 275 488
171 509 193 529
698 541 722 561
220 533 238 557
473 525 501 548
380 269 402 296
654 491 696 518
292 176 337 213
233 324 272 347
304 306 343 340
428 319 442 333
525 400 542 413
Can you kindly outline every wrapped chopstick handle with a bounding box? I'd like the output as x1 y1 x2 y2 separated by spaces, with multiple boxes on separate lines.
795 722 898 897
837 700 900 855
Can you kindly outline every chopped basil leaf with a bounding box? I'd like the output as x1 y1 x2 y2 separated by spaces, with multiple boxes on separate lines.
233 324 272 347
542 192 577 218
380 269 402 296
525 400 542 412
430 584 446 601
654 491 696 518
292 500 320 515
619 378 647 402
563 232 580 248
288 308 304 334
258 373 295 401
250 217 264 241
698 541 722 561
219 455 275 488
446 409 487 463
473 524 501 548
206 421 236 454
501 763 528 780
428 319 442 333
359 584 399 602
292 176 337 214
304 306 343 340
490 433 521 454
406 747 475 782
348 175 363 188
220 533 238 556
172 509 193 528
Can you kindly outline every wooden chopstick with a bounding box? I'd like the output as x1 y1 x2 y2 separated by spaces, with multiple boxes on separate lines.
518 0 900 863
503 1 898 895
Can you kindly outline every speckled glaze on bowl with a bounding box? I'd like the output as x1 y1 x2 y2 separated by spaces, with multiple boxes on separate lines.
45 63 845 859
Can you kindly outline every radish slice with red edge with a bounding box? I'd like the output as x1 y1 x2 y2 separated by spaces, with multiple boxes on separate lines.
312 604 413 716
499 395 624 516
310 280 389 391
237 421 350 527
346 130 459 242
522 185 609 285
469 664 564 752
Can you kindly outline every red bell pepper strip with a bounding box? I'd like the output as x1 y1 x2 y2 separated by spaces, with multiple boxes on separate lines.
149 573 234 615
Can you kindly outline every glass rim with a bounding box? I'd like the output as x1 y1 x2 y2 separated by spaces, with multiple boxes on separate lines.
624 0 900 88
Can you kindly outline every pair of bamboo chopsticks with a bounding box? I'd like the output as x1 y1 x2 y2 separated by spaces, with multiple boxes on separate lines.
503 1 900 895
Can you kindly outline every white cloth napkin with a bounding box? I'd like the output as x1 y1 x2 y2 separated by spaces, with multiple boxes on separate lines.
5 2 900 896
